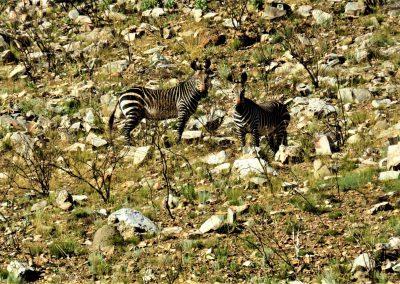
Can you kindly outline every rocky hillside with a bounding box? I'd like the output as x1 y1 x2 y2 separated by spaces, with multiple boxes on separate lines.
0 0 400 283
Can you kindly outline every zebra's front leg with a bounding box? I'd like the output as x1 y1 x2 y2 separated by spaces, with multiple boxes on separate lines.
251 128 260 148
122 113 143 145
175 110 190 143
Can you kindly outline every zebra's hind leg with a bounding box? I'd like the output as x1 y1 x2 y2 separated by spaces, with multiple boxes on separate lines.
122 113 144 145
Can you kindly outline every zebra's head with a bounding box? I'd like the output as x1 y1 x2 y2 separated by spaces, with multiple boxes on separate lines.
230 72 247 106
190 58 213 96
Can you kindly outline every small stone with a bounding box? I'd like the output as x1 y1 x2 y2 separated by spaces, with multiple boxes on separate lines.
315 135 332 155
274 145 301 163
227 208 235 225
181 130 202 141
387 143 400 170
102 59 129 73
7 261 38 282
8 65 26 79
31 200 47 212
347 134 362 145
202 150 227 165
312 10 332 25
222 18 239 28
297 5 312 17
345 2 365 16
233 157 275 178
262 6 287 20
388 237 400 249
86 133 108 147
368 202 394 215
55 189 74 210
378 171 400 181
124 146 152 165
351 253 375 272
372 99 392 109
92 225 120 253
199 215 225 233
314 159 331 179
211 163 231 174
161 226 182 239
68 9 79 20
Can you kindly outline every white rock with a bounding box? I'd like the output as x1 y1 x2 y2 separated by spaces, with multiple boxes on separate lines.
315 135 332 155
8 65 26 79
393 263 400 272
274 145 301 163
86 133 108 147
388 237 400 249
312 10 332 25
102 59 129 73
352 89 371 103
181 130 202 141
233 157 275 178
227 208 235 225
191 8 202 22
108 208 158 235
68 9 79 20
345 2 365 16
378 171 400 181
161 226 182 238
199 215 225 233
31 200 47 211
297 5 312 17
222 18 239 28
124 146 152 165
66 142 85 152
55 189 73 210
368 202 393 215
351 253 375 272
347 134 362 145
314 159 331 179
387 143 400 170
203 150 227 165
262 6 287 20
211 163 231 174
372 99 392 109
75 15 92 25
7 261 36 281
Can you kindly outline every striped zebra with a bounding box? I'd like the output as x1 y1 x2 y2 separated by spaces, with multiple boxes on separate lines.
231 72 290 152
109 59 212 144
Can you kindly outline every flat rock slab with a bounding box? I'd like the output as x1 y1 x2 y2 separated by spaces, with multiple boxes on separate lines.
199 214 225 233
367 202 394 215
108 208 158 235
233 157 275 178
351 253 375 272
378 171 400 181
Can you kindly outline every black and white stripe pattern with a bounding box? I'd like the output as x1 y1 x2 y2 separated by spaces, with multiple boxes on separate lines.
232 72 290 152
109 59 212 144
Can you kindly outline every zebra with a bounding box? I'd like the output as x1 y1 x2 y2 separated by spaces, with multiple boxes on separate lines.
109 58 212 145
230 71 290 152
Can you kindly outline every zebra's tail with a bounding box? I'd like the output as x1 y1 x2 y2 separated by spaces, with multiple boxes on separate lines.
108 99 119 145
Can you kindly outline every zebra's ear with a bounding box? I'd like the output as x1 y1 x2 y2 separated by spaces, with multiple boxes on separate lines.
241 72 247 84
191 60 198 70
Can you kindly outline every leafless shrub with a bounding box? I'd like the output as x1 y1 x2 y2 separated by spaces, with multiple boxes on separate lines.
224 0 249 36
54 145 126 203
280 27 331 89
1 135 59 196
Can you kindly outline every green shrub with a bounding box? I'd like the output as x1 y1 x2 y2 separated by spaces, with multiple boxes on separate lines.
140 0 158 10
194 0 207 10
48 239 83 258
89 253 112 276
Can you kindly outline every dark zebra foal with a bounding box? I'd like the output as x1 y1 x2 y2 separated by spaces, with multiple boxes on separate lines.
109 59 212 144
231 72 290 152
